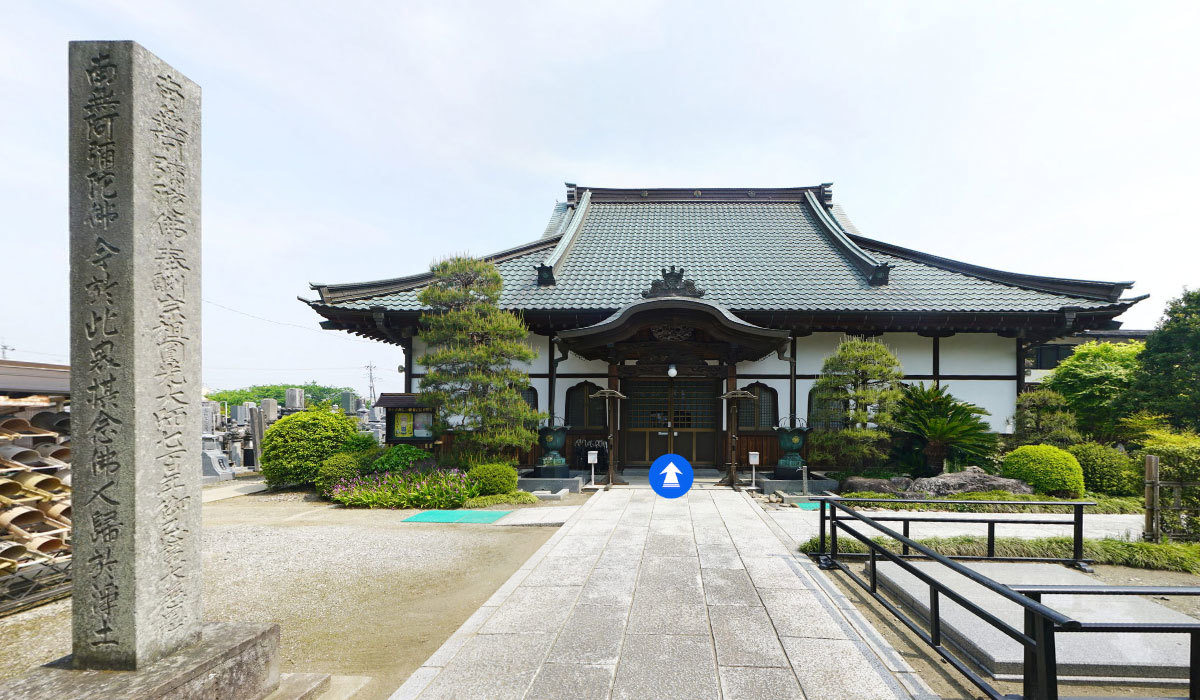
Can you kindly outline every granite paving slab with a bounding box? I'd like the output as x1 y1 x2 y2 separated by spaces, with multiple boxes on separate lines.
390 488 923 699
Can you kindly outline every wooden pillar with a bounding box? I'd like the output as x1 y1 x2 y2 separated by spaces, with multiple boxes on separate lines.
932 336 941 389
727 364 737 466
789 335 797 428
402 338 414 393
608 364 620 475
1015 338 1027 395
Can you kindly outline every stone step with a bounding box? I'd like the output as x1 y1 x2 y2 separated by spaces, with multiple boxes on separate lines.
264 672 330 700
315 675 372 700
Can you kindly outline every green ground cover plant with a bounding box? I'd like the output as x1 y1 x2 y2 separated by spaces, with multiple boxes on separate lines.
463 491 540 508
798 535 1200 573
329 468 480 509
260 407 359 487
1001 445 1084 497
835 490 1142 514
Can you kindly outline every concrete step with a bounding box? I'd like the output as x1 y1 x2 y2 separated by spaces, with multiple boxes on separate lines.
315 675 372 699
264 672 330 700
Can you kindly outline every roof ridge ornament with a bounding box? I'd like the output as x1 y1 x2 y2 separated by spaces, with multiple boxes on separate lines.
642 266 705 299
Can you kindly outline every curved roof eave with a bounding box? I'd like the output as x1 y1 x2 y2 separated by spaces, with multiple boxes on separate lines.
558 296 790 343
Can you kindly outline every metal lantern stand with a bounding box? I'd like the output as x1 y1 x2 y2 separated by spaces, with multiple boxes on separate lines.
717 389 757 491
590 389 628 490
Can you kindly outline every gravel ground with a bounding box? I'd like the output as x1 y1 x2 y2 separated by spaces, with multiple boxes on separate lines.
0 491 556 699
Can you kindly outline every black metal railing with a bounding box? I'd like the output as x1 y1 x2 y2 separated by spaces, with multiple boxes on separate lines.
818 496 1095 571
812 496 1200 700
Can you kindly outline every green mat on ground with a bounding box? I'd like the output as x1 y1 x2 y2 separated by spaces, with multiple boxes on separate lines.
793 502 821 510
404 510 512 523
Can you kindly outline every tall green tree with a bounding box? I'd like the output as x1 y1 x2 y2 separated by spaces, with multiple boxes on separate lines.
1008 389 1082 448
1129 289 1200 432
807 338 904 470
205 382 356 407
895 383 996 475
417 257 542 464
1043 340 1142 442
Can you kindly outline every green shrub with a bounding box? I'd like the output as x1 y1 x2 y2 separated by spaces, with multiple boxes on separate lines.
354 446 387 472
1140 429 1200 482
1067 442 1139 496
315 453 360 498
330 468 480 509
341 432 378 453
467 463 519 496
372 444 433 473
463 491 540 508
260 409 358 486
836 490 1140 514
1001 445 1084 497
797 535 1200 573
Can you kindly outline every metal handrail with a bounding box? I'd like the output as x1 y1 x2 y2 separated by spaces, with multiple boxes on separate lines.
816 495 1094 571
817 498 1079 629
813 497 1200 700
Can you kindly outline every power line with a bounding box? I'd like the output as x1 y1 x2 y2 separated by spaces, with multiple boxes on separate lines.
201 298 380 345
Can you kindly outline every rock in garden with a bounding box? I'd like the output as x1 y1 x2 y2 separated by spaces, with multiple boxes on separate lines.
911 466 1033 496
840 476 899 494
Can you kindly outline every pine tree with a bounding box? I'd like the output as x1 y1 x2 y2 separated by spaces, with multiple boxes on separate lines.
417 257 542 464
1129 289 1200 432
807 338 904 470
1008 389 1082 448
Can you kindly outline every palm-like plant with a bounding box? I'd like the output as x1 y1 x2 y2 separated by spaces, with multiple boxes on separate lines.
896 383 996 475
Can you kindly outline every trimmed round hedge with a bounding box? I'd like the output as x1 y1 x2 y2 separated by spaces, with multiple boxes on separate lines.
315 453 360 497
1001 445 1084 498
260 409 358 487
467 463 519 496
1067 442 1139 496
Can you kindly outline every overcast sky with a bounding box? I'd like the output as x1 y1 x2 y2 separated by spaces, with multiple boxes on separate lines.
3 1 1197 399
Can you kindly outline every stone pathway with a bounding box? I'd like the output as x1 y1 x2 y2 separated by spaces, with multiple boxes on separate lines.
768 508 1144 545
392 489 932 700
200 476 268 503
494 506 581 527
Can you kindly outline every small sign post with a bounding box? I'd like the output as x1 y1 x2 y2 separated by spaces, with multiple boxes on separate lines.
748 451 760 491
587 450 598 489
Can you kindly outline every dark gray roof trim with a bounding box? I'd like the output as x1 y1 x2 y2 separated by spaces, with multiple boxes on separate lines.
849 233 1136 302
538 190 592 285
311 236 560 305
804 191 892 286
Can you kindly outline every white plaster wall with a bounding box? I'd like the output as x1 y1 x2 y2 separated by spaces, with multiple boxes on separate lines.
940 334 1014 375
938 379 1017 432
737 350 791 375
557 349 610 375
528 376 550 414
794 333 844 374
881 333 932 376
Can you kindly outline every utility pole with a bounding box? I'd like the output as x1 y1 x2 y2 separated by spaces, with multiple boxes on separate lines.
0 342 11 360
364 362 377 404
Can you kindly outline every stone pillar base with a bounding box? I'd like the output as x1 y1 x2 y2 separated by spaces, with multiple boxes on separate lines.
0 622 280 700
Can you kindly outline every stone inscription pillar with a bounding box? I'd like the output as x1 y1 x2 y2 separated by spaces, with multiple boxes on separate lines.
69 40 202 670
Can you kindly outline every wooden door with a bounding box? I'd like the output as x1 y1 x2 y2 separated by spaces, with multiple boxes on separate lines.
622 378 719 466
